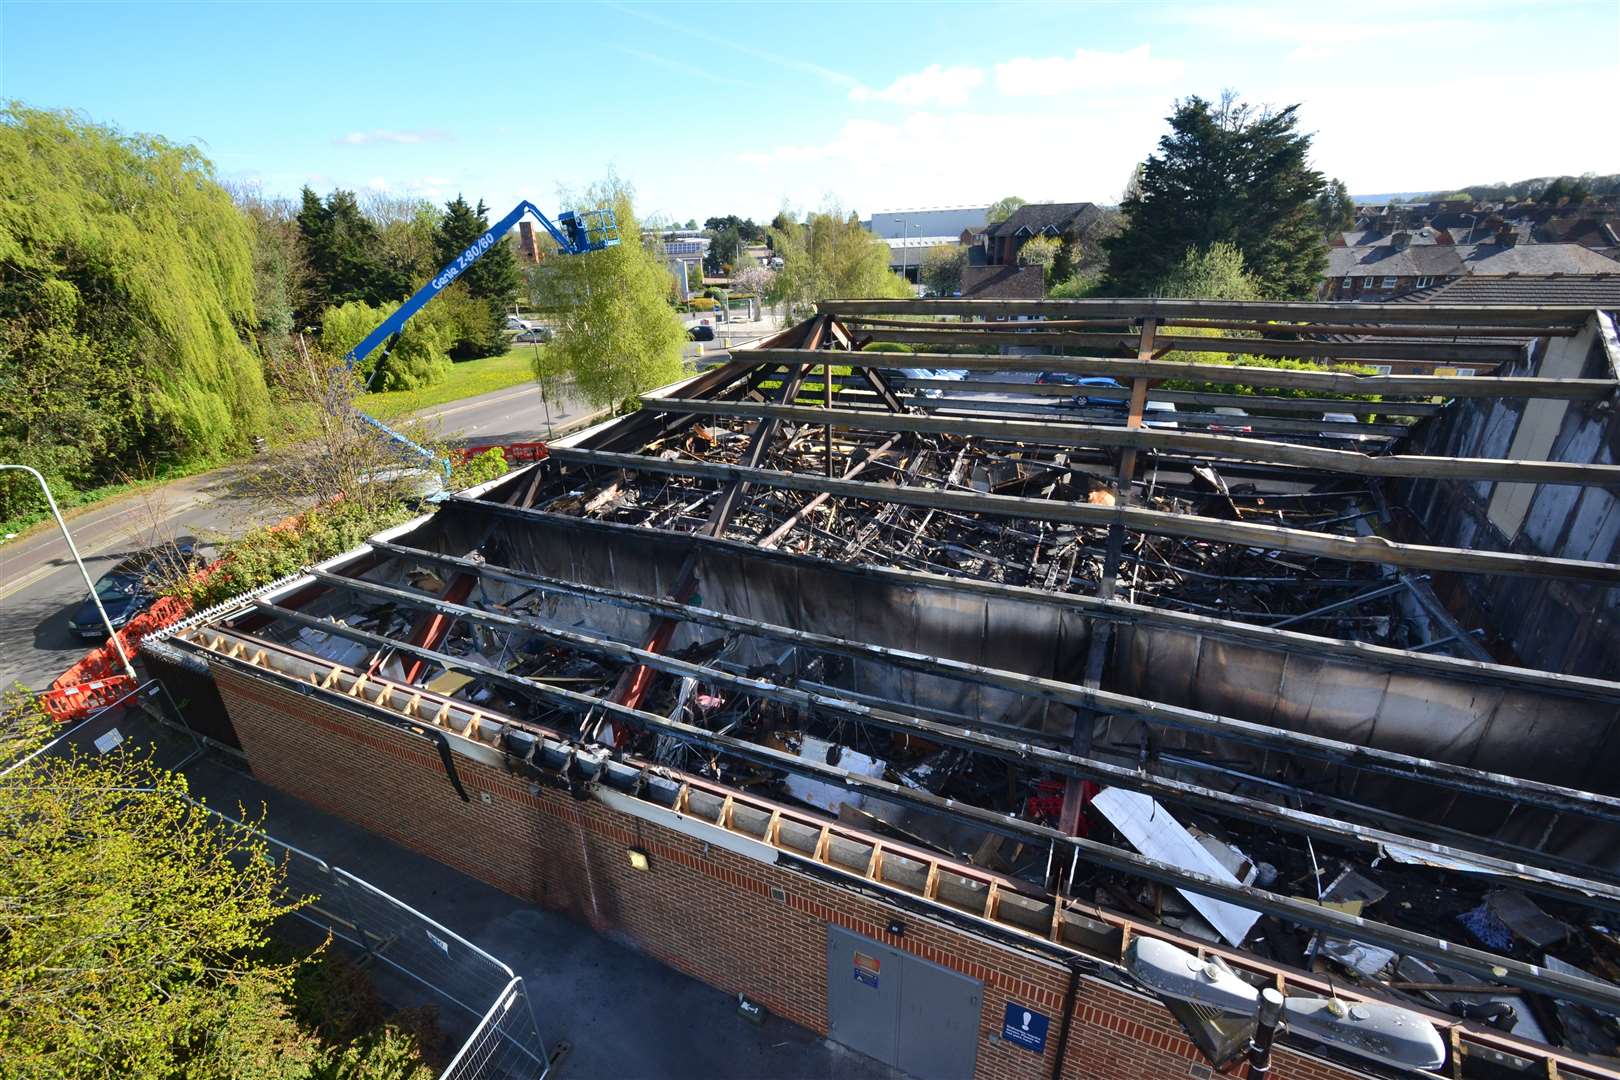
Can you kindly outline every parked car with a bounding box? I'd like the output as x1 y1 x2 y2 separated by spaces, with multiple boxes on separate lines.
513 327 552 344
890 367 968 399
67 539 199 640
1321 411 1374 442
687 321 716 342
1037 374 1129 410
505 315 537 332
1142 400 1180 429
1207 407 1253 434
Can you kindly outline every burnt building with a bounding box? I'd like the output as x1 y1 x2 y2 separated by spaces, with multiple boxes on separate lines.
149 298 1620 1080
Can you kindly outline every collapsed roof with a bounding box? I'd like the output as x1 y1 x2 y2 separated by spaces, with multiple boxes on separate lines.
159 298 1620 1077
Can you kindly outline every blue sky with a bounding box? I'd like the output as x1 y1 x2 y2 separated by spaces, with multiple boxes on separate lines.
3 1 1616 224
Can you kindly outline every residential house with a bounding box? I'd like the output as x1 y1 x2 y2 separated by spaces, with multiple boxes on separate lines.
981 202 1101 266
1323 238 1620 301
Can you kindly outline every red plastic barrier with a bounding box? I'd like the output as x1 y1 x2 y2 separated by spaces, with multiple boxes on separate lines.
457 440 548 465
39 675 136 722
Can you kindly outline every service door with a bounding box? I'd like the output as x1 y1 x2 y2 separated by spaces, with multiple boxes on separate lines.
826 926 981 1080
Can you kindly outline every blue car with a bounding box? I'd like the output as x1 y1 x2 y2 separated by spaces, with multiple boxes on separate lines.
1036 373 1127 409
67 540 198 640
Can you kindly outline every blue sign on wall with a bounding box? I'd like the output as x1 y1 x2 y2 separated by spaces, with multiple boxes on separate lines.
1002 1002 1050 1053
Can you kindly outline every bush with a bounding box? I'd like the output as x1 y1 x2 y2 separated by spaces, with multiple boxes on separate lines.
169 498 417 609
860 341 913 354
450 447 507 489
1048 272 1102 299
320 300 453 392
687 297 717 312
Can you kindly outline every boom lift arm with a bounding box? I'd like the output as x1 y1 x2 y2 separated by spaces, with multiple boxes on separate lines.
344 202 618 476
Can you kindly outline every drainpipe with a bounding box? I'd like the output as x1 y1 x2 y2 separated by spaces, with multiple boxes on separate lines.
1048 959 1085 1080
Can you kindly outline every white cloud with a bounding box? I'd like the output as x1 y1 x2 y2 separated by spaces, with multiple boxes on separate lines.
365 176 390 191
994 44 1182 97
849 64 985 107
338 129 452 146
736 103 1168 210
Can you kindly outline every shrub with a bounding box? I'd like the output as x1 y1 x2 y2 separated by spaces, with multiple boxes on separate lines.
169 498 417 609
320 300 453 392
860 341 913 354
687 297 717 312
450 447 507 489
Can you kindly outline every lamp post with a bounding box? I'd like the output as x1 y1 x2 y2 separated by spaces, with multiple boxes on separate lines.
1 464 138 680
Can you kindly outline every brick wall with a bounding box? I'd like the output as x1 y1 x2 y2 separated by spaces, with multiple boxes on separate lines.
213 666 1369 1080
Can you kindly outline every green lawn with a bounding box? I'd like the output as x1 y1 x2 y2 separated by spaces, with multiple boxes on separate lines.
357 347 540 420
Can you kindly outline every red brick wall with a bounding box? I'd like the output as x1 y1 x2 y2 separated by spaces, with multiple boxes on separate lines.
214 667 1369 1080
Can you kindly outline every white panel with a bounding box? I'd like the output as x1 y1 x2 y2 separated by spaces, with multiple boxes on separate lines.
1091 786 1262 946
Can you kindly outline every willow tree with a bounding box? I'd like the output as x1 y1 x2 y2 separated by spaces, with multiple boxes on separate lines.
0 105 266 516
767 207 911 319
530 177 686 410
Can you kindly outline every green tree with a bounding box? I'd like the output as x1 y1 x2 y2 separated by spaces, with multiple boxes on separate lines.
433 196 519 358
986 195 1026 224
364 191 441 287
1315 177 1355 236
707 225 746 273
532 177 686 410
0 705 308 1078
767 206 911 317
1017 235 1061 271
320 298 452 391
1103 93 1327 298
296 188 408 321
231 184 308 367
1155 241 1261 300
920 244 967 296
0 688 439 1079
704 214 764 243
0 105 269 522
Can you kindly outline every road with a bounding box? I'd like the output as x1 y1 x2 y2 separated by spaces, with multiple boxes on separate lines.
0 374 629 691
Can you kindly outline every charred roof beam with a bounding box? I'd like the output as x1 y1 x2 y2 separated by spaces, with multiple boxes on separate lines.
218 602 1620 1016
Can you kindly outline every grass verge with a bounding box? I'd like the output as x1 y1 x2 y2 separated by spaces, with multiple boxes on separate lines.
358 347 540 420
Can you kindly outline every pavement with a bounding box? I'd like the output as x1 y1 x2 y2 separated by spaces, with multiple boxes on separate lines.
0 374 624 691
182 752 900 1080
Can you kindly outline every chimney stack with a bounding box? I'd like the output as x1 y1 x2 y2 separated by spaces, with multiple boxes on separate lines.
518 221 541 262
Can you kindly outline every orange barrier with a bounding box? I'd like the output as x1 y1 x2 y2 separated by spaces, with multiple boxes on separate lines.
39 675 136 722
458 440 548 464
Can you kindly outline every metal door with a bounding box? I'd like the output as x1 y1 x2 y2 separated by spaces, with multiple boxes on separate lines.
827 926 982 1080
896 951 980 1080
827 926 901 1065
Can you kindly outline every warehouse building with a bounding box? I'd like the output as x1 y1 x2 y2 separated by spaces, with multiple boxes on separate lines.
150 298 1620 1079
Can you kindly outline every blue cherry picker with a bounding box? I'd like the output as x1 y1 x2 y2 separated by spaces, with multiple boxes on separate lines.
343 202 619 479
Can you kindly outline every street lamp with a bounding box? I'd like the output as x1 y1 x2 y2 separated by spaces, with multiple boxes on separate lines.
1 464 138 680
1125 936 1445 1076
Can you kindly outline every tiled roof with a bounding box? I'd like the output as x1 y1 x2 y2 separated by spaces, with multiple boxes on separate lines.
1403 274 1620 308
1326 242 1620 280
960 265 1045 299
1327 245 1465 278
985 202 1100 239
1460 242 1620 275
